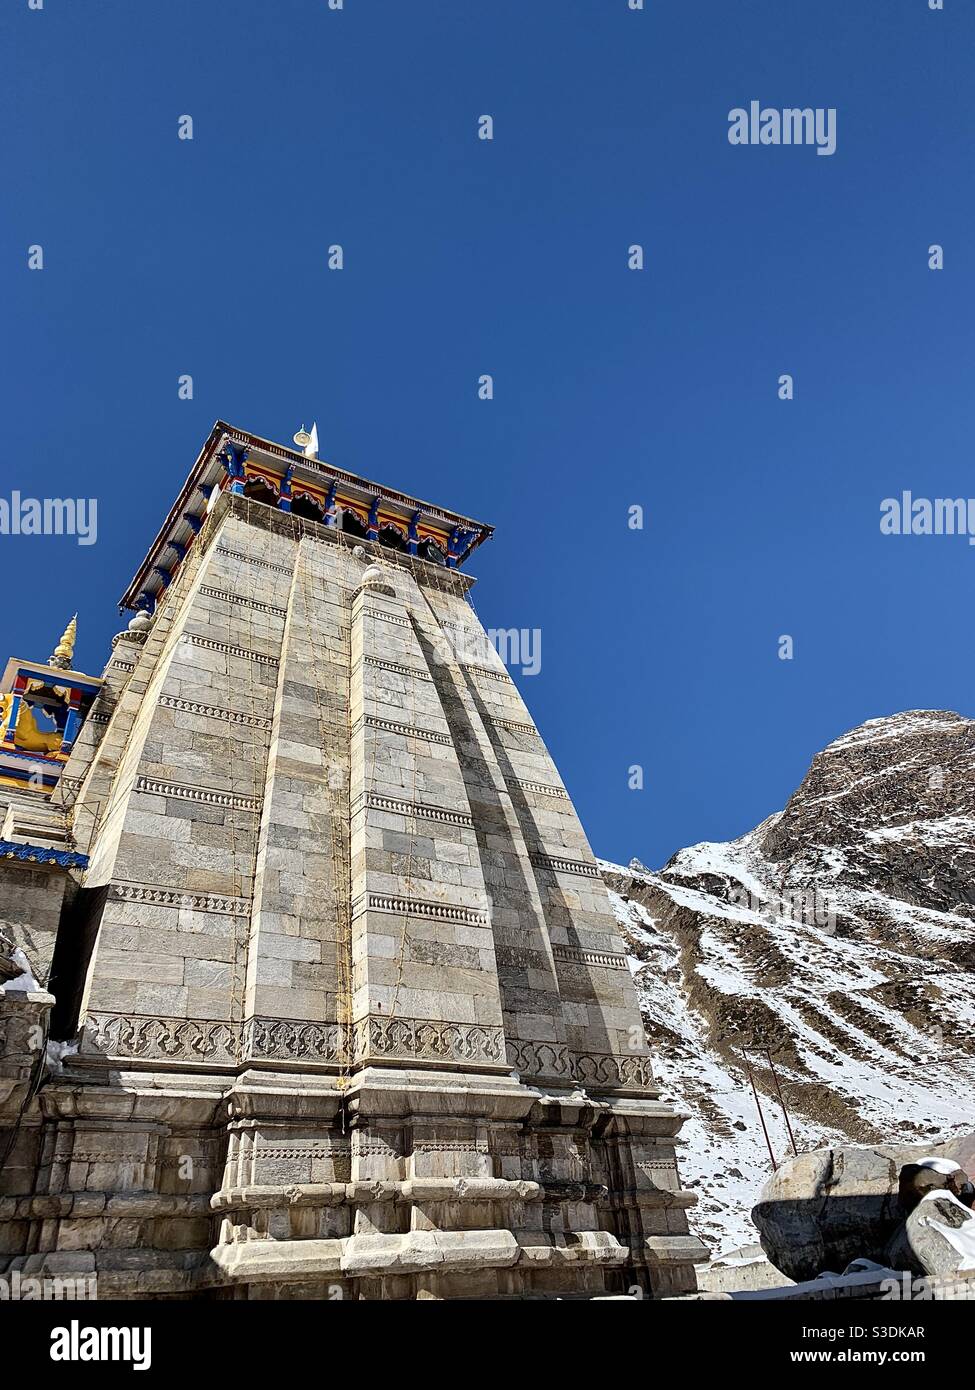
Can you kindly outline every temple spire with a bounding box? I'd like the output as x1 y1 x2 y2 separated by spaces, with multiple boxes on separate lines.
49 615 77 671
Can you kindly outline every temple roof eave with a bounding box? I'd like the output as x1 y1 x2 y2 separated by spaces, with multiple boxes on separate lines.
1 659 104 696
119 421 494 611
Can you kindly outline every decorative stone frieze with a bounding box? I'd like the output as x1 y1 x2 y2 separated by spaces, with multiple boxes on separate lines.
505 777 570 800
354 714 452 746
351 893 490 927
351 792 474 828
134 776 262 813
198 585 288 617
353 1016 505 1067
83 1012 239 1066
108 881 250 914
182 634 280 665
158 694 273 729
530 851 602 879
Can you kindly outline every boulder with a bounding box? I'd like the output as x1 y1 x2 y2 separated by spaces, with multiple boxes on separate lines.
885 1190 975 1278
751 1135 974 1282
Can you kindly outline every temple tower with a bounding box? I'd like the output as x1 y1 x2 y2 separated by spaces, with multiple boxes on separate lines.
0 422 706 1299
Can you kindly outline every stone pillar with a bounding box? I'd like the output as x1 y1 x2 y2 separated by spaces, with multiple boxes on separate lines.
347 563 506 1075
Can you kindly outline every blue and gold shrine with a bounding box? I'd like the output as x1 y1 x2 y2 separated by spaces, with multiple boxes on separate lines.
0 617 103 794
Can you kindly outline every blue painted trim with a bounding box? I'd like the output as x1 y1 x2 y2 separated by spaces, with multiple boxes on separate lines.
324 480 338 526
0 839 89 869
9 667 102 696
0 747 62 766
221 443 248 496
278 466 293 513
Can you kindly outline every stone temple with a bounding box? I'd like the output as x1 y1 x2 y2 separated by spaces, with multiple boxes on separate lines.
0 422 706 1299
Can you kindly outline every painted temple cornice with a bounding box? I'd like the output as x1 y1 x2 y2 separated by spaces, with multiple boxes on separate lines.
120 421 494 612
0 839 90 870
0 654 104 796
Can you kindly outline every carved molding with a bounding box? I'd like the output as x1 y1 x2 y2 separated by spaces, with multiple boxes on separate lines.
505 777 570 800
464 663 513 684
158 694 272 730
135 776 262 813
352 1137 404 1158
506 1039 574 1079
491 716 539 737
411 1139 490 1153
359 608 410 628
506 1040 654 1091
352 792 473 828
198 585 288 617
79 1010 654 1090
352 893 490 927
84 1012 239 1066
573 1052 655 1091
183 634 280 666
360 656 433 683
108 881 251 916
244 1017 343 1063
354 714 451 747
250 1145 350 1161
216 545 295 577
553 945 629 971
530 852 601 879
440 623 484 645
354 1016 504 1067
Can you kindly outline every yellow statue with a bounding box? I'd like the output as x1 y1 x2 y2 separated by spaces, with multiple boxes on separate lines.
0 692 64 754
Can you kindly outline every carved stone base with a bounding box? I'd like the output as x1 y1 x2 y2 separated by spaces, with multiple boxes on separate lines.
0 1065 707 1300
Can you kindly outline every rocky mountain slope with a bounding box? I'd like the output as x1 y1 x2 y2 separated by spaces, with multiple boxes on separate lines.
601 709 975 1255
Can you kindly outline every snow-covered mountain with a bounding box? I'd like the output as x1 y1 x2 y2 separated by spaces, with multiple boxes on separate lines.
601 710 975 1256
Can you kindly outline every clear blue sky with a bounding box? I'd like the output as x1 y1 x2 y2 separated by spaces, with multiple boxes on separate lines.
3 0 972 868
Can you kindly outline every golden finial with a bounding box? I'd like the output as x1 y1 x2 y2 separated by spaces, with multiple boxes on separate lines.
49 615 77 671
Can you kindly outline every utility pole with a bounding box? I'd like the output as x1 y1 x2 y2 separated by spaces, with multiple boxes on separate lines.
742 1049 777 1172
765 1046 798 1157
